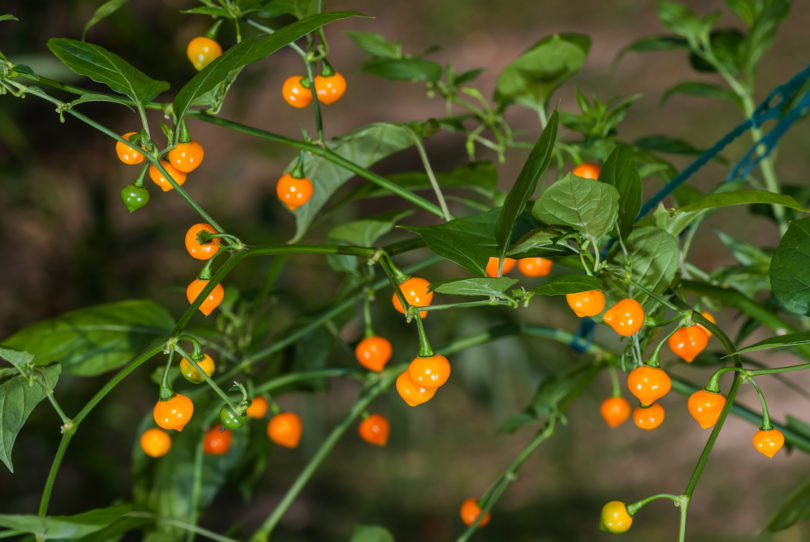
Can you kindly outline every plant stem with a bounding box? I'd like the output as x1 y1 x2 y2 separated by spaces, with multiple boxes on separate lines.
38 341 166 515
125 512 239 542
411 130 452 221
173 345 239 412
304 58 324 142
456 418 557 542
190 113 445 218
249 371 398 541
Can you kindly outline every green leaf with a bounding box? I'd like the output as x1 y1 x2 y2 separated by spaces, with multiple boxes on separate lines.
82 0 128 40
346 31 401 58
733 332 810 355
742 0 790 74
495 33 590 110
0 347 34 371
598 145 642 238
615 35 687 62
771 218 810 315
604 227 680 310
678 190 809 214
507 228 574 258
634 135 723 160
350 524 395 542
657 2 708 42
0 505 130 538
173 11 362 121
0 363 61 472
291 123 416 242
765 478 810 531
714 229 770 266
329 210 413 246
47 38 168 106
133 413 248 539
1 300 174 376
533 174 620 241
0 14 19 22
530 361 601 415
432 277 518 300
381 162 497 199
725 0 760 26
361 58 442 82
495 111 558 261
661 81 741 107
532 275 603 296
497 412 538 434
405 209 533 275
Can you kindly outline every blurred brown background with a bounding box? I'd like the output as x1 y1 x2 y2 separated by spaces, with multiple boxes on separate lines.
1 0 810 540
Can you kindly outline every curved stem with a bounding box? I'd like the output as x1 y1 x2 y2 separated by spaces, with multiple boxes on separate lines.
748 377 772 429
249 370 398 541
189 113 445 218
38 341 166 515
410 130 452 221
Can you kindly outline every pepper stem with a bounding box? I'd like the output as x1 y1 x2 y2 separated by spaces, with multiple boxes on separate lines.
320 58 335 77
204 19 223 40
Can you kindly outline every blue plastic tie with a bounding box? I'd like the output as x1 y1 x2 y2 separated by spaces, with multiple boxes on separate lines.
569 63 810 352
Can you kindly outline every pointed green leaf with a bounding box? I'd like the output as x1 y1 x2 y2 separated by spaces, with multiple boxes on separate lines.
329 210 413 247
0 504 130 538
432 277 518 300
604 227 680 310
495 33 590 109
678 190 809 213
533 174 620 240
765 478 810 531
47 38 168 105
173 11 363 121
346 31 402 58
598 145 642 238
0 363 60 472
733 332 810 355
495 111 558 261
405 209 533 275
350 524 395 542
532 275 603 296
771 217 810 315
361 58 442 82
2 300 174 376
661 81 741 107
82 0 128 40
291 123 416 242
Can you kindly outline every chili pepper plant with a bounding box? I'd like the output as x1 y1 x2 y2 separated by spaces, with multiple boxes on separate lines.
1 0 810 540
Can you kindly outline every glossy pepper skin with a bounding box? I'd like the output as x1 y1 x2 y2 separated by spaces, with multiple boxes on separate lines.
267 412 303 448
121 185 149 212
600 501 632 533
687 389 726 429
168 140 205 173
355 336 393 372
187 37 222 71
392 277 433 318
668 325 709 362
753 428 784 458
407 354 451 388
395 371 436 406
153 394 194 431
565 290 605 318
627 366 671 406
633 402 665 430
572 162 600 180
282 76 312 108
600 397 631 428
358 414 390 446
276 173 313 211
603 298 645 336
314 72 347 105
